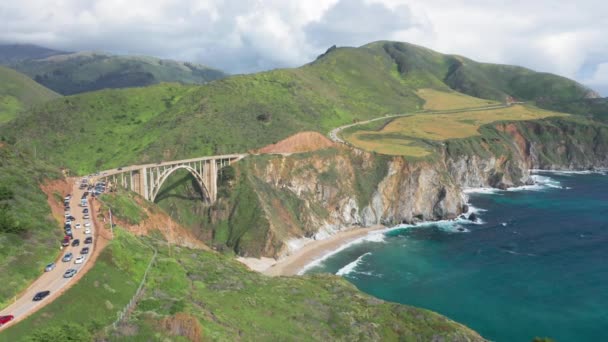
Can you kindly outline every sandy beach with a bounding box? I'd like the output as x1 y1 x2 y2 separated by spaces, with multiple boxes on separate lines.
239 224 386 276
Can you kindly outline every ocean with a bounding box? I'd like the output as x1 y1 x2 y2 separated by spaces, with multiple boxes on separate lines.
304 172 608 341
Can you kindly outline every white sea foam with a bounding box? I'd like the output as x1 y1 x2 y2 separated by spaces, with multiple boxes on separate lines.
531 168 608 176
336 252 371 276
463 187 501 194
296 230 388 275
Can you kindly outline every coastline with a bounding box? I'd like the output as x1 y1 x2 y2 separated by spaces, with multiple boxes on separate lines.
238 224 386 276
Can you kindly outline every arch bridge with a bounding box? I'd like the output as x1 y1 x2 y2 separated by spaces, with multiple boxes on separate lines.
93 154 247 203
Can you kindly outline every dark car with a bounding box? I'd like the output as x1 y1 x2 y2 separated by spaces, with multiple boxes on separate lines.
71 239 80 247
84 237 93 244
0 315 14 327
80 247 89 255
67 215 76 221
33 290 50 301
82 208 89 214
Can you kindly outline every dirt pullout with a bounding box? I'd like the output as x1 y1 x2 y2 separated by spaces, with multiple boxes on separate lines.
99 196 209 250
40 178 72 224
255 131 335 154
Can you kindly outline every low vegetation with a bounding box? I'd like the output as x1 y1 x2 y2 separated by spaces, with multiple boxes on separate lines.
0 66 59 124
1 229 154 341
0 145 62 308
111 239 482 341
343 104 566 157
7 51 226 95
416 88 498 110
3 41 597 176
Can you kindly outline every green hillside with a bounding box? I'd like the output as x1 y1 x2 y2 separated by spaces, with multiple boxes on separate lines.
0 66 60 124
372 41 597 103
0 144 63 308
0 44 66 64
3 41 599 174
1 227 484 341
11 51 227 95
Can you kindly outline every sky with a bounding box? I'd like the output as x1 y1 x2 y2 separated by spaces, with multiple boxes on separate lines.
1 0 606 95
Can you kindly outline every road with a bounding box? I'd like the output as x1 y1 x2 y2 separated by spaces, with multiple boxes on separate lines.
0 179 97 330
328 104 510 145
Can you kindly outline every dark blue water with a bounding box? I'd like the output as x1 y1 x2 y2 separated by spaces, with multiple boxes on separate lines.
306 173 608 341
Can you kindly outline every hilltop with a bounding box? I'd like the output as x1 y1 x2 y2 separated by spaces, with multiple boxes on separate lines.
0 44 67 64
0 43 227 95
4 40 599 174
0 66 60 124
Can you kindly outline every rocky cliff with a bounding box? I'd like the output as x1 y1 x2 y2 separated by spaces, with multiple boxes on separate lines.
163 117 608 258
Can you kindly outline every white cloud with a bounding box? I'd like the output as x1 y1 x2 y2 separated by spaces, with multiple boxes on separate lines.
0 0 606 95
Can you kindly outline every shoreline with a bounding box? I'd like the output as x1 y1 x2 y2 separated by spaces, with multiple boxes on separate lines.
238 224 386 276
239 169 588 277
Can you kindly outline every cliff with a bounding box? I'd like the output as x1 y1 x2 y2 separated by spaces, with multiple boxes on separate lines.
162 117 608 258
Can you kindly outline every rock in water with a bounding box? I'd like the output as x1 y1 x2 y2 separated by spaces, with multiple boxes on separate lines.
468 213 478 222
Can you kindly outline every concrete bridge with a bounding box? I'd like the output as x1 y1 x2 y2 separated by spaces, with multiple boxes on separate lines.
93 154 247 203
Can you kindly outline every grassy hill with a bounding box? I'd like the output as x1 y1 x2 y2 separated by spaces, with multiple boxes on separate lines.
0 144 63 308
1 226 484 341
0 66 60 124
0 44 67 64
2 41 600 174
9 51 227 95
372 41 598 103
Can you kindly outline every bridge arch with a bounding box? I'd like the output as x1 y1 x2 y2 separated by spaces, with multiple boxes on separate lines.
149 165 210 203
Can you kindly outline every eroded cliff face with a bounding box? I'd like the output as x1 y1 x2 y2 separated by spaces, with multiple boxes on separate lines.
196 117 608 258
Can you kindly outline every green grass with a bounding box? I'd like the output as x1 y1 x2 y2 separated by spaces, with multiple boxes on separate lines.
344 104 566 157
3 40 599 176
0 228 154 341
0 66 59 124
12 52 227 95
0 145 63 308
108 238 483 341
101 190 148 225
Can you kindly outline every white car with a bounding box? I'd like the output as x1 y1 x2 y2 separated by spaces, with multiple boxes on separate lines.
74 256 85 264
84 227 91 235
83 214 90 219
84 221 91 228
75 223 81 229
64 212 70 217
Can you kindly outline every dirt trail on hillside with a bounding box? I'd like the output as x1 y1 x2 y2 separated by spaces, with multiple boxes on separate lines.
255 131 335 154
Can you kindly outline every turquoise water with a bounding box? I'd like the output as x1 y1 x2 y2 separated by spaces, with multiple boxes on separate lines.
306 172 608 341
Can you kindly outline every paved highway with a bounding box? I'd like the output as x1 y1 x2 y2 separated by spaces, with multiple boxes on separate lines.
0 179 97 330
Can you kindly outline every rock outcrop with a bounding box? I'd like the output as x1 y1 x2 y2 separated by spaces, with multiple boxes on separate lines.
198 117 608 258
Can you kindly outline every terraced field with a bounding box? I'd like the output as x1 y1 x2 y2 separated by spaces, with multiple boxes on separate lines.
416 88 499 110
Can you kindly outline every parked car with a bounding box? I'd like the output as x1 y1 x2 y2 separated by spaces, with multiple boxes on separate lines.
74 256 85 264
33 290 50 301
84 227 91 235
0 315 14 327
82 208 89 214
64 194 71 201
80 247 89 255
83 214 90 220
63 269 77 278
84 222 91 228
71 239 80 247
44 263 55 272
75 223 81 229
67 215 76 221
61 236 70 247
84 237 93 244
62 252 73 262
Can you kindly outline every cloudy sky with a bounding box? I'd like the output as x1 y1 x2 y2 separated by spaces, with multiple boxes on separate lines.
1 0 607 95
